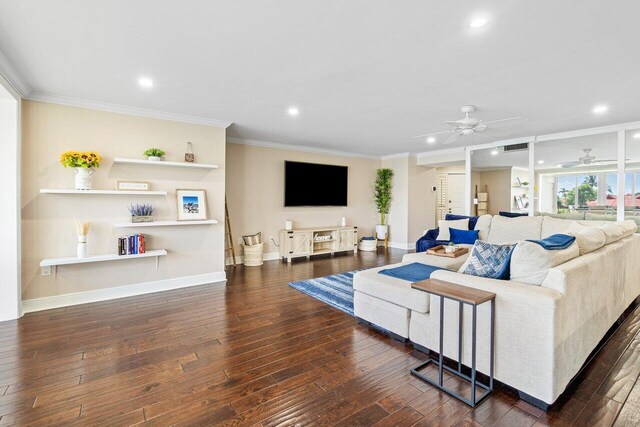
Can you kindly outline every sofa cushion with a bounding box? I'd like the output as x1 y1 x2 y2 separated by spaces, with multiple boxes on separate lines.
450 228 479 244
541 217 576 238
566 224 606 255
598 223 628 244
353 264 431 313
487 215 543 244
475 214 492 240
510 240 580 285
585 213 617 222
437 218 469 241
460 241 515 280
537 211 586 220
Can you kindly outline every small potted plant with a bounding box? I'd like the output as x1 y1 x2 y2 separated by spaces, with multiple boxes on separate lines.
60 151 102 190
373 168 393 240
445 241 457 254
128 204 154 223
144 148 165 161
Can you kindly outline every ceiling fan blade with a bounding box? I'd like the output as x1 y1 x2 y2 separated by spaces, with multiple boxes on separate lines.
556 161 581 168
480 127 512 137
442 132 461 145
444 120 464 127
482 117 526 127
592 159 618 163
412 130 455 139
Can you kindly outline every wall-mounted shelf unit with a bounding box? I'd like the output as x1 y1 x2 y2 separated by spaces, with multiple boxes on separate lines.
113 158 218 169
113 220 217 228
40 189 168 196
40 249 167 278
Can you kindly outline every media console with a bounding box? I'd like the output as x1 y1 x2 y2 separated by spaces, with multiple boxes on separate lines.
279 226 358 263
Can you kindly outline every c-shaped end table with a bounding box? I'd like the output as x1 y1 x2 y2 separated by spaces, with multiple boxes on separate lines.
410 278 496 407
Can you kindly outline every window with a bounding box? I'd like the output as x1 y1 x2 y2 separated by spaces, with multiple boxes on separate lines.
576 175 598 207
556 175 576 213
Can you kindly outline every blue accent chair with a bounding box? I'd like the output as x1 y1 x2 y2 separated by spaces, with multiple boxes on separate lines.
415 214 479 253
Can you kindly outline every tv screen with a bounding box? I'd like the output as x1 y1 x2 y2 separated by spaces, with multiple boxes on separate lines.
284 161 348 207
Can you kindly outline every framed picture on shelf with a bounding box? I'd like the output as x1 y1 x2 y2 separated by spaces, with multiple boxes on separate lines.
116 180 151 191
514 195 525 210
176 189 208 221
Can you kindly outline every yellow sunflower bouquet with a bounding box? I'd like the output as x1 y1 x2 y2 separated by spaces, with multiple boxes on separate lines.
59 151 102 169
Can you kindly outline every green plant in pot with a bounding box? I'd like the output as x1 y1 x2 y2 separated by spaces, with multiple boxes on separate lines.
144 148 165 161
373 168 393 239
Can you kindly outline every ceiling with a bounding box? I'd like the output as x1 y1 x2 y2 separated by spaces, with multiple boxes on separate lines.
1 1 639 156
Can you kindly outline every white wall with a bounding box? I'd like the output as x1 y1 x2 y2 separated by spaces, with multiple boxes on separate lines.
0 80 20 321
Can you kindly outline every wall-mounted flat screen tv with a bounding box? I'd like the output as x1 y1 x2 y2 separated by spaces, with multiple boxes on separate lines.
284 161 348 206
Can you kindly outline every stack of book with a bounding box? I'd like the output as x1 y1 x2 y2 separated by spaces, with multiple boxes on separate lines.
118 234 146 255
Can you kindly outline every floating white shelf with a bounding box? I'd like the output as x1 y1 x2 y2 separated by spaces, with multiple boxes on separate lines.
113 220 217 228
40 249 167 267
40 189 168 196
113 158 218 169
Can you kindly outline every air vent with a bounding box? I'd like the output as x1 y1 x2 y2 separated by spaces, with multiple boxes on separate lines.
503 143 529 152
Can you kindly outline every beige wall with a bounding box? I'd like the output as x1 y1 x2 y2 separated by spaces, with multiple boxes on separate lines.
381 156 409 245
478 169 512 214
225 143 379 257
408 161 436 243
21 101 226 300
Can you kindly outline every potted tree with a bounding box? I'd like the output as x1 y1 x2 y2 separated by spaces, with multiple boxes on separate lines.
373 168 393 240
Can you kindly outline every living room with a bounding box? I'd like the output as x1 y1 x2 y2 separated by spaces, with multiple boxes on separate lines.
1 1 639 426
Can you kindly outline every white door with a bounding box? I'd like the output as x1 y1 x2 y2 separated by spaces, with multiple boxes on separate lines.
447 174 466 215
436 174 448 220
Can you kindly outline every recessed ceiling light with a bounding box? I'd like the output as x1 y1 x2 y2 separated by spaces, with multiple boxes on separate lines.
538 160 545 164
490 149 499 156
469 17 488 28
287 107 299 116
427 137 436 143
633 132 640 139
592 104 608 114
138 77 154 88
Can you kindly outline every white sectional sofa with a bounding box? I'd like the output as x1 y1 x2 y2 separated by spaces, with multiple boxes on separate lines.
353 215 640 408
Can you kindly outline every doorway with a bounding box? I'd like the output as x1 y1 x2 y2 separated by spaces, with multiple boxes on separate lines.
436 173 466 220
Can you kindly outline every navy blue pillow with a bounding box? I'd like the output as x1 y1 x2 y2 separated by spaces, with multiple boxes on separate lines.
449 228 479 245
499 211 528 218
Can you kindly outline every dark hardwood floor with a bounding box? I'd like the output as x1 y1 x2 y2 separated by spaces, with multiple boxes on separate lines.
1 248 639 426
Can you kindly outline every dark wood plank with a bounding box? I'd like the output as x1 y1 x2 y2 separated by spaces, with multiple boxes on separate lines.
0 247 635 425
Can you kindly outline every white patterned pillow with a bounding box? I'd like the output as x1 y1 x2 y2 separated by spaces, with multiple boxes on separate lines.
460 240 515 280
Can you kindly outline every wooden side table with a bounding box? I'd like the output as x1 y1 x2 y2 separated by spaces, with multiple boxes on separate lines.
410 278 496 407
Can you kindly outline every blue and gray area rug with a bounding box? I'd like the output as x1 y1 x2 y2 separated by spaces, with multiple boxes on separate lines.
289 270 358 316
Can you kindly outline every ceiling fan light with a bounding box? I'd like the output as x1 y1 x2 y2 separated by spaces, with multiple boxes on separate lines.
461 128 474 135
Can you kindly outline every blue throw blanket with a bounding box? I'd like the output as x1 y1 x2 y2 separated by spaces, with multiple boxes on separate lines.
378 262 445 282
527 233 576 250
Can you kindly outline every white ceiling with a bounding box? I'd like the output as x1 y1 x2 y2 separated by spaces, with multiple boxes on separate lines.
1 1 640 156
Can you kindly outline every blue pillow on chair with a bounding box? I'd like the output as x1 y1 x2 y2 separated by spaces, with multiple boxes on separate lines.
449 228 479 245
462 241 515 280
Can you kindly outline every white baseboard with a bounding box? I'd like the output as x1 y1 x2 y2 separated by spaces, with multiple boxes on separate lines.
22 272 227 313
226 251 280 266
387 241 416 250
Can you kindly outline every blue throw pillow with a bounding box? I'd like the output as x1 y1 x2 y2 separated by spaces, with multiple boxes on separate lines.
462 241 515 280
449 228 479 245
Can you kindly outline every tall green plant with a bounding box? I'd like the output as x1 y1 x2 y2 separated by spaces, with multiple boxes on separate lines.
373 168 393 224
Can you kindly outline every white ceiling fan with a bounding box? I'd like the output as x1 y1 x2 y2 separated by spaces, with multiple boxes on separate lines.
413 105 525 145
556 148 618 169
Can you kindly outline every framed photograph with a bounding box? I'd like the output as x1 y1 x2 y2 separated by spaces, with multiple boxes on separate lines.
514 195 525 209
116 180 150 191
176 189 208 221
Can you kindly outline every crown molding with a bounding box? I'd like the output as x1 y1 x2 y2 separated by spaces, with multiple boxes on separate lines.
227 137 382 160
381 152 413 160
0 49 30 98
26 91 233 128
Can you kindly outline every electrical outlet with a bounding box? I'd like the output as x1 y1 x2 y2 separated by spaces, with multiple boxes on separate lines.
41 266 51 276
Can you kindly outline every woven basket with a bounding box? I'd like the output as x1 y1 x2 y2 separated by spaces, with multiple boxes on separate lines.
243 242 264 267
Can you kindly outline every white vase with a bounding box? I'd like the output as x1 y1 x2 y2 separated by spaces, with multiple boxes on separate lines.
77 235 87 258
376 224 388 240
74 167 93 190
147 156 161 161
